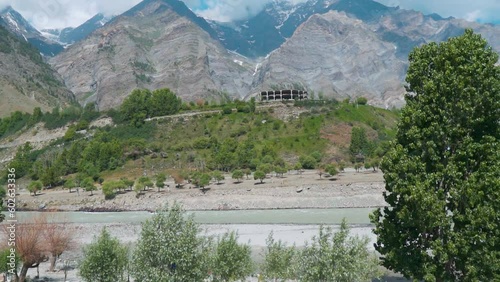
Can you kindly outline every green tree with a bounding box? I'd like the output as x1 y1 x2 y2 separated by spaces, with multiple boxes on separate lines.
199 173 211 188
121 178 134 191
79 228 129 282
131 203 212 281
356 97 368 105
149 88 182 117
211 231 253 281
27 180 42 196
63 178 76 193
299 155 316 169
243 168 252 180
261 232 298 281
212 171 224 184
254 170 265 183
120 89 152 127
102 181 118 200
156 173 167 192
231 170 244 183
81 177 96 196
298 219 380 281
349 127 369 158
354 163 362 172
136 176 153 191
371 29 500 281
293 162 302 174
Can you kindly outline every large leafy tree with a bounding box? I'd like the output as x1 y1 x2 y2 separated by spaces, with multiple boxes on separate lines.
131 203 212 281
211 231 253 281
79 228 129 282
371 29 500 281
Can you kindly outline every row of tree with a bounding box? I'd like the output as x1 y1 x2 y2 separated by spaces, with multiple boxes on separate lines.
78 203 380 282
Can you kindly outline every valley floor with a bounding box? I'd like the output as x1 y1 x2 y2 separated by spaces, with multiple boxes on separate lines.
17 169 386 212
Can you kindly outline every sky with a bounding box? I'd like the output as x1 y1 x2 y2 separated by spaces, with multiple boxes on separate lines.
0 0 499 30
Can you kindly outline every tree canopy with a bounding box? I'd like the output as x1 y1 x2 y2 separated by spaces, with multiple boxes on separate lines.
131 203 212 281
120 88 182 126
370 29 500 281
79 228 128 282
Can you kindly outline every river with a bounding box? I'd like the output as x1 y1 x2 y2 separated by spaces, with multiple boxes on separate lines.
9 207 376 225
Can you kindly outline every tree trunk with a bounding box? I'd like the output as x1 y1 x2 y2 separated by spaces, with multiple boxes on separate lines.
18 265 29 282
49 255 56 272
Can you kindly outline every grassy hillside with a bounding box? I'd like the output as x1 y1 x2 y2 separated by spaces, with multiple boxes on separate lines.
1 97 399 192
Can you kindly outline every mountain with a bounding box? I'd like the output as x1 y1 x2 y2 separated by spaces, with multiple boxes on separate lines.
49 0 254 110
41 13 113 46
0 25 75 117
252 10 407 107
0 6 64 56
49 0 500 109
210 0 339 57
243 0 500 107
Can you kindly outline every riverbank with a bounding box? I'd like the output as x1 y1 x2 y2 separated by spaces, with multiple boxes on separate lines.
17 169 387 212
22 222 408 282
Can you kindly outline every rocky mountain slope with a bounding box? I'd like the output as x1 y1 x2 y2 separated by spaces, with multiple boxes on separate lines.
246 0 500 107
252 10 407 108
48 0 500 109
49 0 254 110
0 25 75 117
0 6 64 56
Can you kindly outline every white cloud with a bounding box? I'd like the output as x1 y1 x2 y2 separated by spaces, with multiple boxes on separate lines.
0 0 141 29
375 0 500 23
2 0 500 30
196 0 297 22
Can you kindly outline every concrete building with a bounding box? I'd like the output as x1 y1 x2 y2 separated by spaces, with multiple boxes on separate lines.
259 90 308 102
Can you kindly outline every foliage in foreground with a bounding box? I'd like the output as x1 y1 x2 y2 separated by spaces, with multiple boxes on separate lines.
79 228 128 282
371 29 500 281
261 220 380 282
130 203 212 281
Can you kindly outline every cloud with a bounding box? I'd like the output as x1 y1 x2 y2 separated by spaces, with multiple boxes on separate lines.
0 0 141 29
2 0 500 30
195 0 298 22
374 0 500 24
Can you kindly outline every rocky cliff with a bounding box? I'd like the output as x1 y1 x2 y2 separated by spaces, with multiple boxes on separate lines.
252 11 407 108
49 0 254 110
0 25 75 117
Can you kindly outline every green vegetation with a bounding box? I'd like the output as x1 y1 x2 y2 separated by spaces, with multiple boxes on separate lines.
2 84 398 191
212 231 253 281
298 220 381 281
131 203 212 281
371 29 500 281
79 228 129 282
75 203 378 281
27 180 43 196
120 88 182 126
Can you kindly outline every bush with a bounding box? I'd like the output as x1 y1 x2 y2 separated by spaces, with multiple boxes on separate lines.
222 106 233 115
254 170 265 183
211 232 253 281
131 203 212 281
356 97 368 105
79 228 129 282
299 155 317 169
261 232 298 281
297 219 381 281
232 170 244 182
